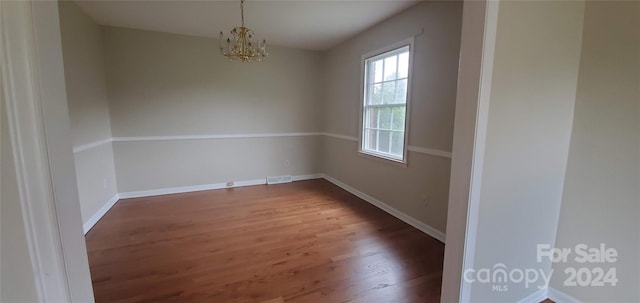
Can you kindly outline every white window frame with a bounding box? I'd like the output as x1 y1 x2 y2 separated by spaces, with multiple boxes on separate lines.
358 38 414 164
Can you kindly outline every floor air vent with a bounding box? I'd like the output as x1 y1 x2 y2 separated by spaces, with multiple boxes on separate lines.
266 175 293 185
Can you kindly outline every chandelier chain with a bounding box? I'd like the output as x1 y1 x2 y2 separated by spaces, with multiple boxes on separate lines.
241 0 245 27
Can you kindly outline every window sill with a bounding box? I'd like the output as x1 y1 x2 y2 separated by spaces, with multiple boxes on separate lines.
357 150 408 168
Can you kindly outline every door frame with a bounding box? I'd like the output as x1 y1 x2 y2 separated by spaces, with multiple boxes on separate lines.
441 0 499 302
1 1 94 302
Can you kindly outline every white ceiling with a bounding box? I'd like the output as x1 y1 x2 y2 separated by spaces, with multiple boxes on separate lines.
75 0 422 51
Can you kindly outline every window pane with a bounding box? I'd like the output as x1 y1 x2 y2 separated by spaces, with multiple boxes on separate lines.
365 108 378 128
367 61 375 85
391 106 406 130
378 130 391 153
364 128 377 151
374 60 383 83
395 79 407 104
379 107 392 129
398 52 409 78
390 131 404 156
371 84 382 105
383 56 397 81
382 81 395 104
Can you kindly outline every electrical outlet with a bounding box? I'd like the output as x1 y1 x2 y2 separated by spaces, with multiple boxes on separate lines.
285 160 291 167
226 181 234 187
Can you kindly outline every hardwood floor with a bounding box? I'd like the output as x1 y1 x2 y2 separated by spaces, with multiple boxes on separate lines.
85 179 445 303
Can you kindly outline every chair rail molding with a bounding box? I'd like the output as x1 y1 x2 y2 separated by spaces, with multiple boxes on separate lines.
74 133 453 159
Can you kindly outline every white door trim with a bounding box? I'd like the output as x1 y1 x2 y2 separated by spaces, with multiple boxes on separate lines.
2 2 70 301
1 1 94 302
440 1 499 302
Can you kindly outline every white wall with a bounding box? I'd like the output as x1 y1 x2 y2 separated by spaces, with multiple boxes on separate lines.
467 1 585 301
321 1 462 235
59 0 118 226
103 26 324 193
551 2 640 302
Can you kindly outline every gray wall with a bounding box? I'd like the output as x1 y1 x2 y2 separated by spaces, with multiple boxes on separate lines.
103 26 324 193
62 2 460 236
59 2 462 244
551 2 640 302
468 1 585 301
320 1 463 234
59 0 118 225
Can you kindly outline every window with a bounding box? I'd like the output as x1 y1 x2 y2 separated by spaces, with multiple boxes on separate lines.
360 44 411 162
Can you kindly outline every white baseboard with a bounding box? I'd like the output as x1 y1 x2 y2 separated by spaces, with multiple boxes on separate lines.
83 194 119 234
516 288 549 303
85 175 324 234
85 174 446 248
118 174 324 199
548 287 582 303
118 179 260 199
292 174 324 181
321 174 446 243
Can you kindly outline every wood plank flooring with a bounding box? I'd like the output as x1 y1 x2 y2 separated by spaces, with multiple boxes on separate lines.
85 179 445 303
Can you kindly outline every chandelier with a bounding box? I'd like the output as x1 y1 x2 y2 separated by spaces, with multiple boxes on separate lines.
219 0 268 62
